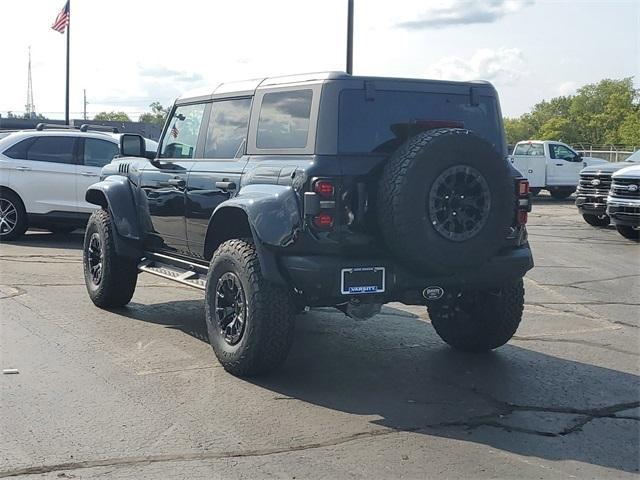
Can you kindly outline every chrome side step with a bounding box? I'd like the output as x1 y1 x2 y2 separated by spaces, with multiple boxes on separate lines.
138 253 208 290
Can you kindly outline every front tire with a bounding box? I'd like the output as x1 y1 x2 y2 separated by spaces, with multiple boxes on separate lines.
205 239 295 377
616 225 639 241
427 279 524 352
582 214 610 227
83 209 138 308
0 190 28 241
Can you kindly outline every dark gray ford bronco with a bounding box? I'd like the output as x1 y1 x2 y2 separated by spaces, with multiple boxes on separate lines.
82 72 534 376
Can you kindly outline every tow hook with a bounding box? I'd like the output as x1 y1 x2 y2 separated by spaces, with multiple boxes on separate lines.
423 286 445 301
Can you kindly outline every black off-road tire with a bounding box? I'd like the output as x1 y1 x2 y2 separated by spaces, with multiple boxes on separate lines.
427 278 525 352
205 239 295 377
0 190 28 241
83 209 138 308
550 188 574 200
616 225 639 241
378 128 515 274
582 214 610 227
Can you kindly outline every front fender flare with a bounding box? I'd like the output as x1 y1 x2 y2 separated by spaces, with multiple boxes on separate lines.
85 176 142 258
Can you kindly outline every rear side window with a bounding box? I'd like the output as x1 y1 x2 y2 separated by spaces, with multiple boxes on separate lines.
160 103 206 159
257 90 312 149
83 138 119 167
3 138 36 159
204 98 252 158
338 90 500 154
27 136 76 164
514 143 544 156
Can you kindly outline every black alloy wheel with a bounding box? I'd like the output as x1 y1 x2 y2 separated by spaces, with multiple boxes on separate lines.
215 272 247 346
428 165 492 242
87 232 103 285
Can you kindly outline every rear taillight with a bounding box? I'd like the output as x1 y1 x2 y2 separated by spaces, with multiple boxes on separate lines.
313 212 334 228
516 179 531 225
314 180 335 198
305 178 337 231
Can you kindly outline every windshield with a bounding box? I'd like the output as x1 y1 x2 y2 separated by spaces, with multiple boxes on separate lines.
338 89 502 155
625 150 640 162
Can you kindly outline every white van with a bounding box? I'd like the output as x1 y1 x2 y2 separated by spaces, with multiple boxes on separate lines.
509 141 608 199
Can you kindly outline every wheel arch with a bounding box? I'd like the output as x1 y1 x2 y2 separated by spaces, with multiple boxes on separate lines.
0 186 25 209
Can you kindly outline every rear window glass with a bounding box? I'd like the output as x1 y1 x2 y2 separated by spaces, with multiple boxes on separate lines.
3 138 35 159
514 143 544 156
27 136 76 164
338 89 500 154
257 90 312 149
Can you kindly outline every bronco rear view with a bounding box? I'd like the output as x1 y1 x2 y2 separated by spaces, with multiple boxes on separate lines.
82 72 534 376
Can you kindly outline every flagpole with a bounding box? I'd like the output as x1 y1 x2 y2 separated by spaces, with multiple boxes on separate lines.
65 0 70 125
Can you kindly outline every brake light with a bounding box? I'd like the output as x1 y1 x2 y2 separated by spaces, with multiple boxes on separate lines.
517 210 528 225
516 179 531 225
518 180 530 196
314 180 335 198
313 213 334 228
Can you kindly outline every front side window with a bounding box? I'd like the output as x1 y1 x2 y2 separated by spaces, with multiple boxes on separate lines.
550 144 577 161
27 136 76 164
257 90 312 149
83 139 119 167
160 103 206 159
204 98 252 158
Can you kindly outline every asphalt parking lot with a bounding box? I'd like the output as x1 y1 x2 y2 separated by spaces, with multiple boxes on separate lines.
1 196 638 479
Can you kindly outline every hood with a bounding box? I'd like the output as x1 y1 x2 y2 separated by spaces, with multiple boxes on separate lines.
581 156 609 166
612 164 640 179
580 162 633 175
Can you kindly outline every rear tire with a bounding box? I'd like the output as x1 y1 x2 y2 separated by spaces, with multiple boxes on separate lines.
0 190 28 241
550 188 574 200
582 214 610 227
205 239 295 377
428 278 524 352
83 209 138 308
616 225 639 241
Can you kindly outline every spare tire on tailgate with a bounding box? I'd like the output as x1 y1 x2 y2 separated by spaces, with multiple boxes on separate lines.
377 128 514 275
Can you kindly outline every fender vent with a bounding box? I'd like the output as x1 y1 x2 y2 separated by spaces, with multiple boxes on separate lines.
118 163 130 174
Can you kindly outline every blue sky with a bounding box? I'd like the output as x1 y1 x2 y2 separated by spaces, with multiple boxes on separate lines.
2 0 638 120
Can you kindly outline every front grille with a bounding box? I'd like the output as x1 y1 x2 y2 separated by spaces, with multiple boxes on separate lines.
578 172 611 196
610 178 640 199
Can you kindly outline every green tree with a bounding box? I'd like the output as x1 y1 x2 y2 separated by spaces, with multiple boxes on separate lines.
94 111 131 122
139 102 168 126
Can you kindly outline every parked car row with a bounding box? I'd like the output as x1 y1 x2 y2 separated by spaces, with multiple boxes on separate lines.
0 125 157 240
575 150 640 240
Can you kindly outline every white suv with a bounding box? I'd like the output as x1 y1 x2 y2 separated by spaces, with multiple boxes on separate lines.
0 126 157 240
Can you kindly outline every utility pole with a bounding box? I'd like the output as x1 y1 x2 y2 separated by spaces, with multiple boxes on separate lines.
346 0 354 74
83 89 87 120
25 46 36 118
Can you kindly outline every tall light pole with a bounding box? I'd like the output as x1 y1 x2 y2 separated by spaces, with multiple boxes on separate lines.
346 0 354 74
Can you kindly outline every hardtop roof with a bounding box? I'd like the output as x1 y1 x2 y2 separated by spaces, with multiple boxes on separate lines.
176 71 494 104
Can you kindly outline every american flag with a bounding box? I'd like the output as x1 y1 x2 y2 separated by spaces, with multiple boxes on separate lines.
51 1 70 34
170 123 179 138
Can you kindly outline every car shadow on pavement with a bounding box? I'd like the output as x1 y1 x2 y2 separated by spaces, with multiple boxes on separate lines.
6 231 84 250
251 308 640 474
109 300 638 474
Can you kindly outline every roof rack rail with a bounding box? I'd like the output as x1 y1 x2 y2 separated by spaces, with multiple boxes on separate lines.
35 123 77 131
80 124 119 133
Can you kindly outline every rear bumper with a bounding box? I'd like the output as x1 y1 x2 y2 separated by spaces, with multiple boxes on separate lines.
607 198 640 227
280 246 534 306
575 195 607 216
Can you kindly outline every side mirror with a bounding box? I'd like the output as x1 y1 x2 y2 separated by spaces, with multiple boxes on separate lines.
120 134 145 158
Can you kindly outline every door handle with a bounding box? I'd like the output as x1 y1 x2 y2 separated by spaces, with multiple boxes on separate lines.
215 181 236 191
14 166 31 171
167 177 186 188
555 163 563 166
80 172 98 177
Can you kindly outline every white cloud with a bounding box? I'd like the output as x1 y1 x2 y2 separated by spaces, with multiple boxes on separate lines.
397 0 534 29
557 81 579 96
425 48 526 85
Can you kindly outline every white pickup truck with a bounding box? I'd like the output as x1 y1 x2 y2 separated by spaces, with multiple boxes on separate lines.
509 140 608 199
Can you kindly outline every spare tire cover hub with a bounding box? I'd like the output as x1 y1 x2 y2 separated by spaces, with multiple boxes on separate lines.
428 165 491 242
